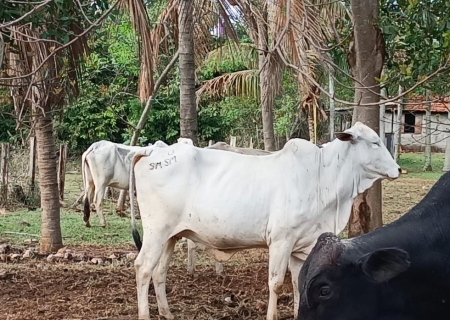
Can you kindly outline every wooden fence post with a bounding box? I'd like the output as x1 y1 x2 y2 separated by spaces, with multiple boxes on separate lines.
28 137 36 192
249 137 253 149
208 140 214 147
230 136 237 147
0 143 10 206
57 144 67 201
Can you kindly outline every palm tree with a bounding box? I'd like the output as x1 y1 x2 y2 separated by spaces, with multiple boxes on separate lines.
0 1 109 253
179 0 198 144
195 0 348 145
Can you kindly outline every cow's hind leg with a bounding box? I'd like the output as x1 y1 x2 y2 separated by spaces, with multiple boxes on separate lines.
267 242 292 320
93 187 106 228
83 170 95 228
186 239 197 276
153 237 176 319
215 261 224 276
289 255 304 319
135 233 168 320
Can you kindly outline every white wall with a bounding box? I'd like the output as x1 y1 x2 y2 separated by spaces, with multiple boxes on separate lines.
383 112 450 152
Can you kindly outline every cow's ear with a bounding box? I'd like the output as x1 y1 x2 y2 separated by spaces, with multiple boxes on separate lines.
335 132 355 142
359 248 410 283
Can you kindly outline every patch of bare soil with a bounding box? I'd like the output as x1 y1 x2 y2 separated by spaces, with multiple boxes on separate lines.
0 247 293 320
382 178 436 225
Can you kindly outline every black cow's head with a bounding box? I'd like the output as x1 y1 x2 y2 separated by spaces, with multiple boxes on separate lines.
298 232 411 320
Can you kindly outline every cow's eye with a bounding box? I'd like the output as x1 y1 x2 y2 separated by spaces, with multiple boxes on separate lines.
372 141 380 148
319 286 331 297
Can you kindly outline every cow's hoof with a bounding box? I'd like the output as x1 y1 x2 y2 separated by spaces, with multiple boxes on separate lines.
160 311 174 320
101 224 106 228
85 222 91 228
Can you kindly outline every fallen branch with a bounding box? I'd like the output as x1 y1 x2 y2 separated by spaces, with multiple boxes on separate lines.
3 231 39 237
117 50 180 210
2 232 71 239
71 191 84 208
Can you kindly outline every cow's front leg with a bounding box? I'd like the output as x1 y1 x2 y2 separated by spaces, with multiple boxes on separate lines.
267 242 292 320
289 255 305 319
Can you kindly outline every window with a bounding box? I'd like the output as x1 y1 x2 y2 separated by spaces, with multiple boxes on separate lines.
404 113 416 133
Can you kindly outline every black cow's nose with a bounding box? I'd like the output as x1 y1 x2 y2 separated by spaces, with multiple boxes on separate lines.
398 168 402 174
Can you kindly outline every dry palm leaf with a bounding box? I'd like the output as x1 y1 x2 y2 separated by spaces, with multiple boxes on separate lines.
120 0 154 102
196 69 259 105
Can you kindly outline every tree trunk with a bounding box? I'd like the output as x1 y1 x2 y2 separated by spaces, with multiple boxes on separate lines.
116 51 180 214
443 98 450 171
36 103 63 253
379 87 386 145
394 85 403 162
178 0 198 145
347 0 385 237
444 135 450 171
257 4 276 151
307 112 315 143
329 72 335 141
424 89 432 171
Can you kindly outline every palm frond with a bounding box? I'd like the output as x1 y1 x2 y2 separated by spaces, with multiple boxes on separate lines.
121 0 154 102
150 0 178 63
196 69 259 104
200 42 257 71
151 0 242 68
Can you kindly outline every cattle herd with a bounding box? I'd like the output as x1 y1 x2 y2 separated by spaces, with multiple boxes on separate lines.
80 121 450 320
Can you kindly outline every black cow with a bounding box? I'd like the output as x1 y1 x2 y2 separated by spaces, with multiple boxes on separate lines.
298 171 450 320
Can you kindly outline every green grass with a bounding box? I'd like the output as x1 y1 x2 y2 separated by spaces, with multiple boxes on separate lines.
398 152 445 180
0 208 143 246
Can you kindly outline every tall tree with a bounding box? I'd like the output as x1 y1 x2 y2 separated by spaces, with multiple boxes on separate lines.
394 85 403 162
347 0 385 237
0 1 112 252
178 0 198 145
256 2 276 151
329 72 336 141
443 97 450 171
423 89 432 171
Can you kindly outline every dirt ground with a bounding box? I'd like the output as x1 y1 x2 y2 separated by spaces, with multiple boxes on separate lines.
0 178 437 320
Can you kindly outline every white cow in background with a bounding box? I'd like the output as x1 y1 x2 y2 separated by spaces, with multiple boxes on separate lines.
82 140 168 227
129 122 401 320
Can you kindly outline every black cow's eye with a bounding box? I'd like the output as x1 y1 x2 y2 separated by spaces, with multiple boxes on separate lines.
319 286 331 297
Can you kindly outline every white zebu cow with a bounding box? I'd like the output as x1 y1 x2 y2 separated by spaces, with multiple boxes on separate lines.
129 122 401 320
82 140 168 227
187 140 272 275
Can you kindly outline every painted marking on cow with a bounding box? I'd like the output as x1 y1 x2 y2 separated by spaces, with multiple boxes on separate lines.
150 155 177 170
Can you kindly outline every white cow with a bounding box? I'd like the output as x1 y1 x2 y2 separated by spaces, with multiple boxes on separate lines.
177 138 272 275
187 140 271 276
129 122 400 320
207 141 273 155
82 140 168 227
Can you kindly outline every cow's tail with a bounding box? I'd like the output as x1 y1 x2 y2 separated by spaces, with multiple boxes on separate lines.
130 149 152 251
81 147 94 226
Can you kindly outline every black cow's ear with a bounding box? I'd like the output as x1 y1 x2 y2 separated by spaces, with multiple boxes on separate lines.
359 248 410 283
335 132 354 142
